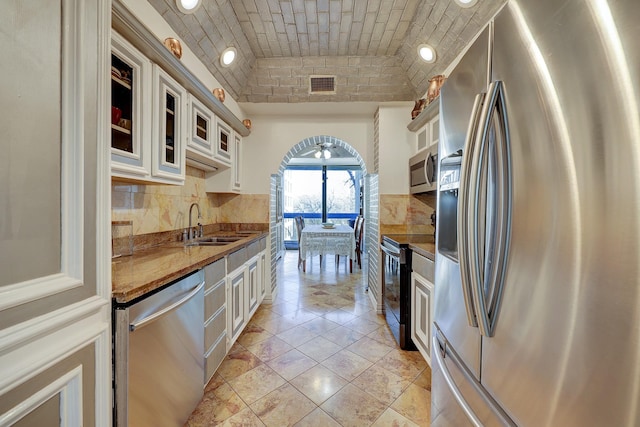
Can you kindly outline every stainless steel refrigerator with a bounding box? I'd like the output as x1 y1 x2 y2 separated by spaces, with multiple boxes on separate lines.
433 0 640 425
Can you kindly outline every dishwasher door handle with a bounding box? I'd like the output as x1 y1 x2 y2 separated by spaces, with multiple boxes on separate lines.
129 281 205 332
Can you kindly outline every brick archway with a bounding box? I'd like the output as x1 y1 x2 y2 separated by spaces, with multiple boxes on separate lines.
277 135 367 174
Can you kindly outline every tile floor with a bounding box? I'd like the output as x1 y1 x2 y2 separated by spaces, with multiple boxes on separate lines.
185 251 431 426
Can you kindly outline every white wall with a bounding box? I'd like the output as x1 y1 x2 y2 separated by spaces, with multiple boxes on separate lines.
377 103 414 194
242 113 375 194
120 0 244 119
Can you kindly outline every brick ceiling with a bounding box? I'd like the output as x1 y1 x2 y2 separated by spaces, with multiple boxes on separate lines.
147 0 505 104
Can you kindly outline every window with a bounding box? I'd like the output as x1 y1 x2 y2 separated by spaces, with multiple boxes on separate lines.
283 165 362 247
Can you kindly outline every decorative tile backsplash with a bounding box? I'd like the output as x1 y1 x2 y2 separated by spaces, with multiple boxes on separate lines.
380 193 436 235
112 166 269 237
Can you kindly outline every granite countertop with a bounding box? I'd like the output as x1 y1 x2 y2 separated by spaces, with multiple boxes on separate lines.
381 233 436 261
112 232 267 304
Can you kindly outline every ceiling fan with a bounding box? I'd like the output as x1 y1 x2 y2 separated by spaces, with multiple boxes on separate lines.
299 142 339 159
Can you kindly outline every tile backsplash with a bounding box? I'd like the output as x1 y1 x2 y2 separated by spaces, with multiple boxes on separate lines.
112 166 269 237
380 193 436 235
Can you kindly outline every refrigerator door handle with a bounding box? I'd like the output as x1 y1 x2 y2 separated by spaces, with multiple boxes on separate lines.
433 335 483 427
469 80 512 337
458 93 485 328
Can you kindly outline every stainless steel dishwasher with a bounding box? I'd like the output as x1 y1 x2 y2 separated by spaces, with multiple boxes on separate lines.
113 270 204 426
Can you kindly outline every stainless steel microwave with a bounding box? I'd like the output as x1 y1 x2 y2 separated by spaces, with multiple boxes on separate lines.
409 143 438 194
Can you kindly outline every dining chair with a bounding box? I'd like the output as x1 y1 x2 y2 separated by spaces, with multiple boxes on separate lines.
354 216 365 269
295 216 305 271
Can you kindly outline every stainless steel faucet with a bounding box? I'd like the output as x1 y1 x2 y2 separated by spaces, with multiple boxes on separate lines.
188 202 203 240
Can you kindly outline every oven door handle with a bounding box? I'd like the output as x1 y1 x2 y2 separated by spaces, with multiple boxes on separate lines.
380 244 401 260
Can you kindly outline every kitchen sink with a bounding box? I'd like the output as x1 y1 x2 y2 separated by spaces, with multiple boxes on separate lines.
184 236 244 247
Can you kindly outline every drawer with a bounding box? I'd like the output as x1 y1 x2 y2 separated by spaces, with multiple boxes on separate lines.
205 306 226 350
205 334 227 384
246 240 260 258
227 247 247 272
204 279 226 321
204 258 225 291
412 252 435 282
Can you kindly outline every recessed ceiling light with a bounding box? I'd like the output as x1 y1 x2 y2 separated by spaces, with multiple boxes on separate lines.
220 47 237 67
418 44 436 63
176 0 201 14
454 0 478 8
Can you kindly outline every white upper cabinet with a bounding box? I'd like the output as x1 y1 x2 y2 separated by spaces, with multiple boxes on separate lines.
215 117 233 167
185 94 235 172
152 64 186 184
205 128 242 193
111 31 152 180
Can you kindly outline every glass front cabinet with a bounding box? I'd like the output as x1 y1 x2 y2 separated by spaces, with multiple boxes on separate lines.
152 64 186 184
110 32 152 179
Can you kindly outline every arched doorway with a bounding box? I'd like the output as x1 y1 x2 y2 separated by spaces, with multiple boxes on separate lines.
268 136 380 311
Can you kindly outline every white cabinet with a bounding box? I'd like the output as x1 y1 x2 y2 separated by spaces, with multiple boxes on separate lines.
110 31 152 180
151 64 186 184
111 34 188 185
259 251 267 304
247 256 259 318
228 266 246 344
204 259 227 384
215 117 233 166
185 95 235 172
411 252 435 365
416 114 439 153
205 128 242 193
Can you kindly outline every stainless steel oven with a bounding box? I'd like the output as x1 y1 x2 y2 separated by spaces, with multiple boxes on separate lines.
381 236 416 350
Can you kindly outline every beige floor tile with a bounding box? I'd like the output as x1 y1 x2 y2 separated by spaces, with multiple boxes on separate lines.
321 325 365 347
371 407 421 427
343 317 385 335
293 408 341 427
320 384 388 427
413 366 432 391
219 406 266 427
321 349 373 381
377 349 428 381
259 315 299 334
186 382 247 425
346 336 395 362
322 309 358 324
216 349 263 381
300 316 341 334
352 364 412 406
228 364 286 405
267 349 318 381
276 325 319 347
289 365 348 405
237 323 274 347
297 336 343 362
367 325 399 347
246 336 294 362
281 309 319 325
391 383 432 426
250 384 317 427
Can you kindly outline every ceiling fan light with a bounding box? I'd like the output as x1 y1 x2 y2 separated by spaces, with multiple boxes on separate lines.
314 150 322 159
176 0 201 14
324 149 331 159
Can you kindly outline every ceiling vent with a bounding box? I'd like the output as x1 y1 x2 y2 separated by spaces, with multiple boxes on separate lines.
309 76 336 94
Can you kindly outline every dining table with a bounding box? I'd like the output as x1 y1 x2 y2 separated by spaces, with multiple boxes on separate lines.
299 224 356 272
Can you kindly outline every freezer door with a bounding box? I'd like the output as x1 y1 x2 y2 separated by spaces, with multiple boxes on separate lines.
481 1 640 426
431 329 515 427
435 25 491 380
